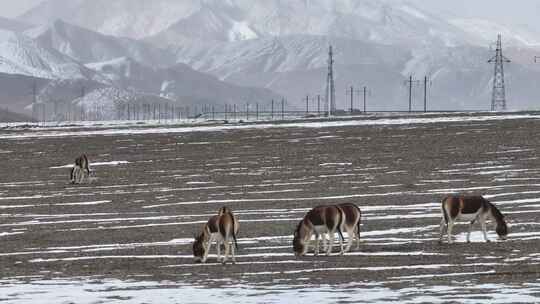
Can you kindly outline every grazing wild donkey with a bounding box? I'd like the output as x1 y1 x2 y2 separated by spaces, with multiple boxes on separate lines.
70 154 90 184
293 205 345 256
193 206 239 264
440 195 508 244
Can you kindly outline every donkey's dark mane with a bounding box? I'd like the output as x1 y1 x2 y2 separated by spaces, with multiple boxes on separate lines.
487 201 505 223
294 219 304 235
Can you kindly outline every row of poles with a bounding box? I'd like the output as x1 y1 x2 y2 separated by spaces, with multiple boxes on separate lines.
30 98 339 123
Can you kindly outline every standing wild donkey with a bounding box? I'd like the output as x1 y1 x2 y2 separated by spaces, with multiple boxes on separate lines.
440 195 508 243
293 205 345 256
193 206 239 264
70 154 91 184
303 203 362 254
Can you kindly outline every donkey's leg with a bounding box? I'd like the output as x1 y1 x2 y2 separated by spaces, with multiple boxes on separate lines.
222 238 230 265
321 233 327 252
231 239 236 264
345 226 354 253
480 216 490 243
339 231 344 255
447 221 454 244
439 218 446 243
355 225 361 250
82 169 89 183
467 219 477 243
314 233 320 256
216 237 222 262
326 231 335 256
77 168 83 184
203 235 213 263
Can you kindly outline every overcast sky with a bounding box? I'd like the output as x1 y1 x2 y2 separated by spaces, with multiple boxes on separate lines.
0 0 43 18
0 0 539 31
410 0 540 30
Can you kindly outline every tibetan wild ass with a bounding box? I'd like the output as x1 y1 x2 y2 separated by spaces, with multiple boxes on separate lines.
70 154 90 184
193 207 239 264
439 195 508 243
293 205 345 256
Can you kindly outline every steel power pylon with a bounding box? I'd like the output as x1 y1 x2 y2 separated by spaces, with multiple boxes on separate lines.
488 34 511 111
325 45 336 116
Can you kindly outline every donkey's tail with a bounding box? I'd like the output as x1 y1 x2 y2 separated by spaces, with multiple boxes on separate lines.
231 213 239 250
441 197 449 224
336 206 345 242
354 205 362 240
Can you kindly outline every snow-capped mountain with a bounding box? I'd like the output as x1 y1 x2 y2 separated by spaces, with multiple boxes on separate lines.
20 0 475 46
26 20 175 67
149 0 477 47
0 19 282 118
0 29 106 81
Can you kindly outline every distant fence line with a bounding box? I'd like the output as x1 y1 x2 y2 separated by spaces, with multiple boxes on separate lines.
29 99 339 123
27 99 491 125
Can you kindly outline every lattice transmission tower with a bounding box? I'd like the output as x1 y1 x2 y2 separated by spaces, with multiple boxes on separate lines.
325 45 336 115
488 34 511 111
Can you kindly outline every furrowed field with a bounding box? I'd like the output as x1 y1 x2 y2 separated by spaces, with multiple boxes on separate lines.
1 113 539 303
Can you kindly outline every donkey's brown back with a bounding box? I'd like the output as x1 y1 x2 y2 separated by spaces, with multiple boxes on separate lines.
443 195 489 218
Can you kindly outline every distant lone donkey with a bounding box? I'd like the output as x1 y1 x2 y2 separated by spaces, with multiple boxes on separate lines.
70 154 91 184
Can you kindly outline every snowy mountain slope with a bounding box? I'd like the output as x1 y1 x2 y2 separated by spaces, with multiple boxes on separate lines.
87 56 282 107
0 30 106 81
19 0 202 39
25 20 175 67
173 35 409 79
72 86 173 120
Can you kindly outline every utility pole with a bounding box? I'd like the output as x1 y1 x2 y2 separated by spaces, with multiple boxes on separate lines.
31 80 37 121
408 75 413 112
488 34 511 111
363 86 367 113
347 86 361 114
325 45 336 116
317 95 321 116
281 98 285 120
424 76 428 112
306 95 310 114
404 76 421 112
349 86 354 114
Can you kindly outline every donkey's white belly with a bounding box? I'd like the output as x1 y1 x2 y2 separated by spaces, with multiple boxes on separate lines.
313 225 329 234
454 211 481 222
209 232 223 242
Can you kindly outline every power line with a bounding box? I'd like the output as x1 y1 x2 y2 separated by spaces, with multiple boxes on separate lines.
488 34 511 111
325 45 336 116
